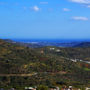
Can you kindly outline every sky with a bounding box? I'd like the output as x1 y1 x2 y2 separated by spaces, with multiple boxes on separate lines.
0 0 90 39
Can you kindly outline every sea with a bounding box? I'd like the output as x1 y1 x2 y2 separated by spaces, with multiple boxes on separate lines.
11 38 90 43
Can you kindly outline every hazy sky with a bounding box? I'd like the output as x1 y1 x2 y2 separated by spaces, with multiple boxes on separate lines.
0 0 90 39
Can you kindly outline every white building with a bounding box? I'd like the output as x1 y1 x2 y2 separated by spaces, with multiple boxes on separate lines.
50 48 55 50
56 49 61 52
25 87 36 90
86 87 90 90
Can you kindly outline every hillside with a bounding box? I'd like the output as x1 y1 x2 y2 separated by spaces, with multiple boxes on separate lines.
0 39 90 88
74 42 90 47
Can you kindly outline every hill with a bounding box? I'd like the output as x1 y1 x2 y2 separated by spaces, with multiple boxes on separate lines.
0 39 90 88
74 42 90 47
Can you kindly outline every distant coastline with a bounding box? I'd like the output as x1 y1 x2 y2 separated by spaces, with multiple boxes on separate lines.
10 38 90 43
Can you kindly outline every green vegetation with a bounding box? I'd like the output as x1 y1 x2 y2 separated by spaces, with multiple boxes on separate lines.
0 39 90 88
37 85 48 90
84 68 90 71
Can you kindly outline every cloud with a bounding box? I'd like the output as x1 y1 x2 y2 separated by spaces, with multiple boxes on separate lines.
63 8 70 11
69 0 90 4
72 16 89 21
31 6 40 12
40 2 48 4
87 5 90 7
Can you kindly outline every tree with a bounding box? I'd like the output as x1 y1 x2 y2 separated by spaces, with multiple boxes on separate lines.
37 85 48 90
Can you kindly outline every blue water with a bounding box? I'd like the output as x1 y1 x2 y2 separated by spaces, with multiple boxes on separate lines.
11 38 90 43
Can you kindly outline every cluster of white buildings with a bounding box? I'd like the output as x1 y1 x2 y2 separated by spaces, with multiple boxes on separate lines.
50 48 61 52
25 87 36 90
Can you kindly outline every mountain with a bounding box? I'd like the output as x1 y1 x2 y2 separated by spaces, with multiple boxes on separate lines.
0 39 90 88
4 39 81 48
74 42 90 47
5 39 90 48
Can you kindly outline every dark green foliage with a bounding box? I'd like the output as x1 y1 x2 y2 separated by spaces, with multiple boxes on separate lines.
0 39 90 87
37 85 48 90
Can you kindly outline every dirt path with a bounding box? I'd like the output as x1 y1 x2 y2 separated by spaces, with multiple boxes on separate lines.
0 74 34 77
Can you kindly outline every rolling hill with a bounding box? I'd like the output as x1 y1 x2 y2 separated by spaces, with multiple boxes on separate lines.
0 39 90 88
